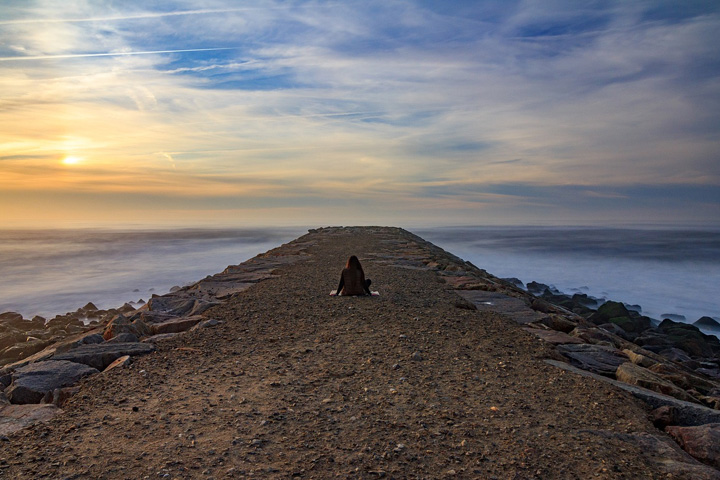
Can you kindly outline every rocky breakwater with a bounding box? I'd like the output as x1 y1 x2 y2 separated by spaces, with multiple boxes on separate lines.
0 234 315 436
314 228 720 475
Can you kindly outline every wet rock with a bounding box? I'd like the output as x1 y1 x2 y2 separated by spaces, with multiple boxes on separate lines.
526 282 552 296
666 423 720 469
82 302 98 312
695 317 720 332
616 362 698 403
51 343 155 371
6 360 98 404
556 344 628 377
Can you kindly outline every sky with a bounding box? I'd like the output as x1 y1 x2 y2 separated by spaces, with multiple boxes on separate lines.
1 0 719 228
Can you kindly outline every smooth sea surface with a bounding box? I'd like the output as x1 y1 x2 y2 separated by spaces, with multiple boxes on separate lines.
1 227 719 329
0 228 305 320
417 226 720 326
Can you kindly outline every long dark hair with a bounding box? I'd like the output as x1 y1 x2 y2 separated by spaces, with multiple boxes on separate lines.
346 255 363 273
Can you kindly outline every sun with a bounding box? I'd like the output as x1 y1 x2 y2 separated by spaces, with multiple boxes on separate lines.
62 155 81 165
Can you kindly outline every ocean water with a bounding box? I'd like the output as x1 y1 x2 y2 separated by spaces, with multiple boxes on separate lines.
416 227 720 326
0 228 305 320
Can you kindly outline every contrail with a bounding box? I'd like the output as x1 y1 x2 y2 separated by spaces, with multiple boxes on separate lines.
0 47 238 62
0 4 342 25
0 8 264 25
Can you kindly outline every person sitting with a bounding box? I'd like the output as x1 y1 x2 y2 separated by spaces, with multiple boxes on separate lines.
335 255 372 296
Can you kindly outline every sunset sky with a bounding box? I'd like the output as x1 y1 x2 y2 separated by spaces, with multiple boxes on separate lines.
1 1 719 228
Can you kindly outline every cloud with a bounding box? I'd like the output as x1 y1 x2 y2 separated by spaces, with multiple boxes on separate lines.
1 0 719 227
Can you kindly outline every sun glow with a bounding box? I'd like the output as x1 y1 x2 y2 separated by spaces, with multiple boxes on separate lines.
62 155 81 165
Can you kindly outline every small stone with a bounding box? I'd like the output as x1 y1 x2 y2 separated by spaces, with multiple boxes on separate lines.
411 352 423 361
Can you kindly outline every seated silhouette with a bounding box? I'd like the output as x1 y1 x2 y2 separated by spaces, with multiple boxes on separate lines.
335 255 372 296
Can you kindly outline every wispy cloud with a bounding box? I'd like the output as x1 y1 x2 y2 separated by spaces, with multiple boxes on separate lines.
0 47 238 62
1 0 719 227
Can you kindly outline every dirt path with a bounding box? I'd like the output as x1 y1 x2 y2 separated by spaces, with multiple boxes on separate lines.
0 228 701 479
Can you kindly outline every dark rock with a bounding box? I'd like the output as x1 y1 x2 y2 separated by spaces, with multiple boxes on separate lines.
582 429 720 480
547 359 720 427
556 343 628 377
659 348 700 369
106 332 138 343
82 302 98 312
526 281 551 296
540 315 577 333
596 301 631 320
658 319 720 358
695 317 720 331
666 423 720 469
651 405 677 428
6 360 98 404
609 315 652 335
570 327 623 349
501 277 524 289
599 323 635 341
51 342 155 371
118 303 136 313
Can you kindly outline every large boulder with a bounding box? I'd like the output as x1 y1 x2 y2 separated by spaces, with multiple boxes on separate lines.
695 317 720 332
589 301 652 334
556 343 628 377
6 360 98 404
51 342 155 371
616 362 698 403
658 319 720 358
666 423 720 469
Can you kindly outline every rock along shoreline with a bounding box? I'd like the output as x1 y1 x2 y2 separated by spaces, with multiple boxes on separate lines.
1 226 720 478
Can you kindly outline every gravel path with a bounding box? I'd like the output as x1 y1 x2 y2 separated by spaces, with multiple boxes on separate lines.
0 228 697 479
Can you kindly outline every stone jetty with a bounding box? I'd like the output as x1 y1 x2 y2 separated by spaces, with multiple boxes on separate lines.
1 226 719 478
